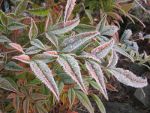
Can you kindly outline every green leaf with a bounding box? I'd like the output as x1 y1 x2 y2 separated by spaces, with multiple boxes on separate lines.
90 80 100 90
30 60 59 100
57 54 87 93
29 18 38 40
15 0 28 15
0 10 8 26
68 88 76 108
62 31 99 52
76 91 94 113
91 94 106 113
48 16 80 35
28 7 49 17
0 77 17 92
5 61 23 71
30 39 46 50
96 15 107 32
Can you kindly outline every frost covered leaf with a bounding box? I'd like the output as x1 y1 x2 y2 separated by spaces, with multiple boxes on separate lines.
85 60 108 99
30 60 59 100
114 45 134 62
43 51 58 57
0 35 11 43
30 39 45 50
45 32 58 47
64 0 76 22
107 50 119 68
101 26 118 36
57 54 87 93
91 39 114 59
76 91 94 113
48 16 80 35
62 31 99 52
0 77 17 92
25 46 42 55
9 43 24 53
91 94 106 113
108 68 148 88
13 54 30 64
121 29 132 41
29 18 38 40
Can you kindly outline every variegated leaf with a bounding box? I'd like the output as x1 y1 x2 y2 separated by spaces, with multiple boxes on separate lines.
96 15 107 32
0 35 11 43
85 60 108 100
48 16 80 35
43 51 58 57
25 46 42 55
30 60 59 100
64 0 76 22
57 54 87 93
107 50 119 68
29 18 38 40
9 43 24 53
45 32 58 47
12 54 30 63
30 39 45 50
91 39 114 59
108 68 148 88
121 29 132 41
101 26 118 36
62 31 99 52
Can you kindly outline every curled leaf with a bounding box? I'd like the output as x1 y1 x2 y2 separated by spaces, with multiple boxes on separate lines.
108 68 148 88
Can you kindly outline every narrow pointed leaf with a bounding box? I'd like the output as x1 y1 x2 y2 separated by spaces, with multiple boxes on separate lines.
96 15 107 32
30 39 45 50
0 35 11 43
57 54 87 93
8 22 25 30
107 50 119 68
48 16 80 35
43 51 58 57
101 26 118 36
45 33 58 47
64 0 76 22
30 60 59 100
91 94 106 113
0 77 17 92
121 29 132 41
12 54 30 63
62 31 99 52
68 88 76 108
108 68 148 88
76 91 94 113
85 60 108 100
91 39 114 59
29 18 38 40
23 98 29 113
9 43 24 53
25 46 42 55
5 61 23 71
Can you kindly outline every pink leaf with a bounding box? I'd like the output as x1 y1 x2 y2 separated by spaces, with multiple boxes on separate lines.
43 51 58 57
30 60 60 100
9 43 24 53
12 54 30 63
91 39 114 59
64 0 76 22
85 60 108 100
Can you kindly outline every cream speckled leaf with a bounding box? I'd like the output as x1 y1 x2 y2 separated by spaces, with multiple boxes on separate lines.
108 68 148 88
